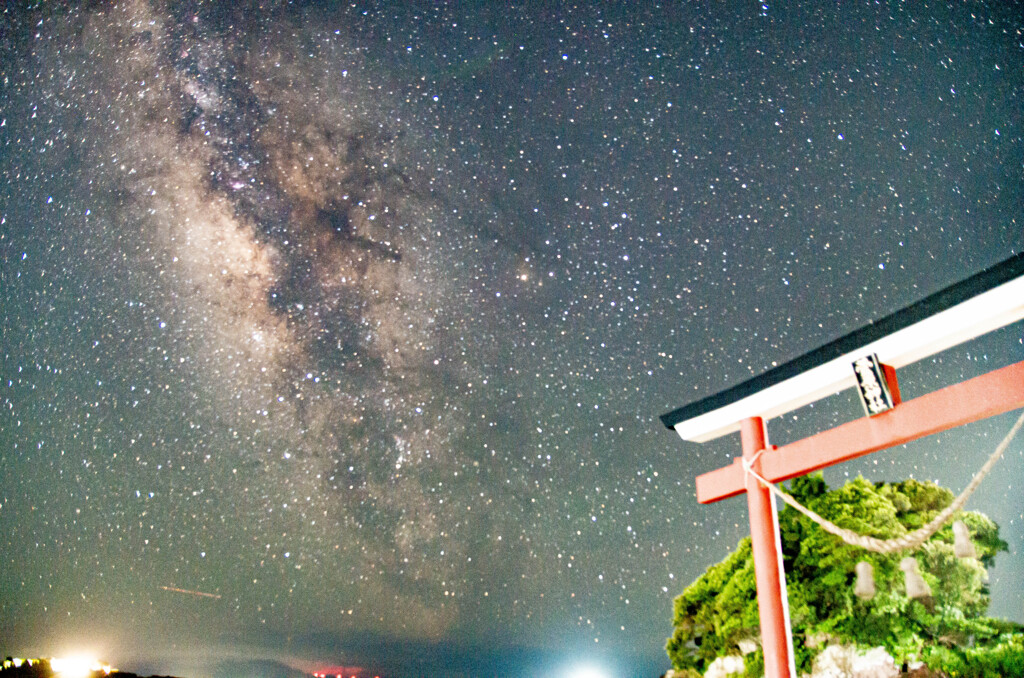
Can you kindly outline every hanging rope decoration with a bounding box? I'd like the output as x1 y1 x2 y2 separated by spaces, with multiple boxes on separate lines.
741 409 1024 555
952 519 977 559
899 556 933 600
853 561 876 599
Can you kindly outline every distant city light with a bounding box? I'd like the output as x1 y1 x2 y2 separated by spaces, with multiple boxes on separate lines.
49 655 114 678
564 663 611 678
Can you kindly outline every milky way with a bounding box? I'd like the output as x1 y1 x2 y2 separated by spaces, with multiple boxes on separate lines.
65 0 534 641
2 2 1023 676
4 0 536 653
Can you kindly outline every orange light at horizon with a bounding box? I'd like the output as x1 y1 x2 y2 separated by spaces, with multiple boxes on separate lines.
309 667 370 678
49 655 114 678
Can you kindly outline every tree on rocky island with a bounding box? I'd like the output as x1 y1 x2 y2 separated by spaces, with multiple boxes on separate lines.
666 474 1024 677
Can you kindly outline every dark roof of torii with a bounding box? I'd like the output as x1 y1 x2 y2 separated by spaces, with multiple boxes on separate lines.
660 251 1024 431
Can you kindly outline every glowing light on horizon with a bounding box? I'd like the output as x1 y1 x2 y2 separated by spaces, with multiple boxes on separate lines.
50 655 114 678
564 663 611 678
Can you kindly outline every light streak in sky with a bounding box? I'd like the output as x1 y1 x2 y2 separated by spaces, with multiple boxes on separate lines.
159 585 222 600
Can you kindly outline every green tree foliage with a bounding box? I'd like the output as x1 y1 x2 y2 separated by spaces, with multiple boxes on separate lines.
667 475 1022 676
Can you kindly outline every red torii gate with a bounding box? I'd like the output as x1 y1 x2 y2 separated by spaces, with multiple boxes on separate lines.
661 253 1024 678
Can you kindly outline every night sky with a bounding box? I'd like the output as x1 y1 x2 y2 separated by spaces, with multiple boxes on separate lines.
1 2 1022 677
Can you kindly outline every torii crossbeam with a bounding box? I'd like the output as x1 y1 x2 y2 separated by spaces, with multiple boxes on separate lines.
660 253 1024 678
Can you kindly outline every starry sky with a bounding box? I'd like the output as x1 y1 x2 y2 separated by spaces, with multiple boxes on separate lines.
1 2 1022 677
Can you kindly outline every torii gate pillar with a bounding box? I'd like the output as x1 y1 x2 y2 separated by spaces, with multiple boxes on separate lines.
740 417 795 678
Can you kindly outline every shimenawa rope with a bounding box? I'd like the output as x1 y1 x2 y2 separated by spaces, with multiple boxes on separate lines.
741 409 1024 554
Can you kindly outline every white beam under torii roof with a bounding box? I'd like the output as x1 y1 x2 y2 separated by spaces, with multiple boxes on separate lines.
662 253 1024 443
